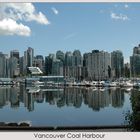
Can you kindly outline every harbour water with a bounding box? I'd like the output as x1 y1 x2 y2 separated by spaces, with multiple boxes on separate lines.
0 85 132 127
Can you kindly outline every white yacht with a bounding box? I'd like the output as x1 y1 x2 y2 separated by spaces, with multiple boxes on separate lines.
33 81 44 86
120 80 134 87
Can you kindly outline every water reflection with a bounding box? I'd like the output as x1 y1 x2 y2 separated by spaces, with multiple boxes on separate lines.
0 85 132 127
0 86 19 109
0 85 129 112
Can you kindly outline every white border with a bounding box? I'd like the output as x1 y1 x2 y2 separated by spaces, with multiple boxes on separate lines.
0 132 140 140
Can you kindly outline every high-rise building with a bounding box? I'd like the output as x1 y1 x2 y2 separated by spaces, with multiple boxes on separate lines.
111 50 124 79
64 50 83 81
8 57 18 78
72 50 83 66
56 50 65 63
45 54 55 75
133 46 140 54
0 52 18 78
19 56 24 75
82 53 88 80
52 58 63 76
72 50 83 81
34 55 45 73
124 63 130 78
86 50 111 80
10 50 20 77
64 51 73 79
0 52 7 77
10 50 19 62
130 44 140 77
19 51 28 76
65 51 73 67
27 47 34 67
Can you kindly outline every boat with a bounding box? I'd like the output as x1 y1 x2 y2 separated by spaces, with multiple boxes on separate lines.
119 80 134 87
90 81 98 86
26 86 41 93
32 81 44 86
96 81 105 87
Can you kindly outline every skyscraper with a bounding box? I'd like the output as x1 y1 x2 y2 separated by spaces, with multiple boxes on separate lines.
52 58 63 76
56 50 65 63
10 50 19 63
72 50 83 81
0 52 18 78
111 50 124 79
64 50 83 81
0 52 7 78
130 44 140 77
72 50 83 66
8 57 18 78
86 50 111 80
27 47 34 67
65 51 73 67
34 55 45 73
45 54 55 75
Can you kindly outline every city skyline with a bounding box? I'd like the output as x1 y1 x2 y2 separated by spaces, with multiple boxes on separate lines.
1 3 140 63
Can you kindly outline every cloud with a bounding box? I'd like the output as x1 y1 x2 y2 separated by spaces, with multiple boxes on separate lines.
64 33 76 40
110 12 129 21
0 3 50 25
0 18 31 36
124 4 129 9
0 3 50 36
52 7 59 15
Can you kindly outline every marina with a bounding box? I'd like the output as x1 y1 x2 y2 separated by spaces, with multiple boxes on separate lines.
1 77 140 89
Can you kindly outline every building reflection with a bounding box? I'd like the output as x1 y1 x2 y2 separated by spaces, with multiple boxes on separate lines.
0 85 125 112
0 86 19 109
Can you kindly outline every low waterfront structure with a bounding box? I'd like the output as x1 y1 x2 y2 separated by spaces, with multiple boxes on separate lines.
27 67 43 75
40 76 64 85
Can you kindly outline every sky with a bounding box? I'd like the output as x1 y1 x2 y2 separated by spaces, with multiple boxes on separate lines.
0 3 140 62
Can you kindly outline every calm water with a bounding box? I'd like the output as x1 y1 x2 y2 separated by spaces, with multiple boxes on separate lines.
0 85 132 127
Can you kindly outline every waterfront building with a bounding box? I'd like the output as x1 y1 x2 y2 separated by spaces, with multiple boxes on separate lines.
34 55 45 73
27 47 34 67
124 63 130 78
19 48 34 76
64 50 83 81
40 76 64 84
111 50 124 79
52 58 63 76
56 50 65 63
45 54 55 75
0 52 7 77
23 51 28 75
19 56 24 75
27 67 43 75
19 51 27 76
72 50 83 81
64 51 73 79
56 50 65 76
72 50 83 66
9 57 19 78
130 44 140 77
0 52 19 78
86 50 111 81
65 51 73 67
82 53 89 80
10 50 19 64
